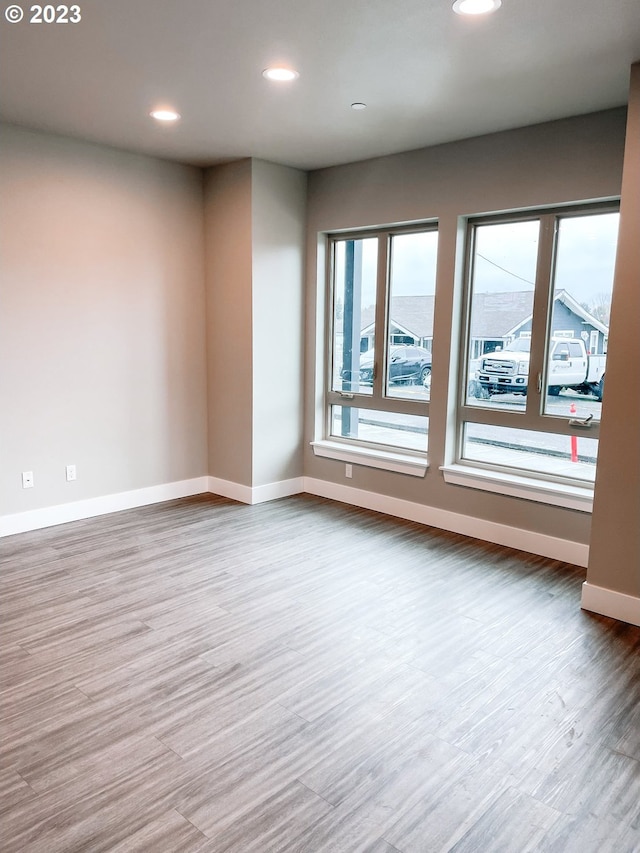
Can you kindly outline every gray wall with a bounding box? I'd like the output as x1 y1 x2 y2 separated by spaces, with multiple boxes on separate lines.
304 109 627 546
588 70 640 598
204 160 254 487
2 105 634 602
251 160 307 487
0 124 208 514
203 159 307 490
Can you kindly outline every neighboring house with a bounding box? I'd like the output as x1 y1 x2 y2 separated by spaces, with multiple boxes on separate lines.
358 290 608 356
505 289 609 355
359 297 436 352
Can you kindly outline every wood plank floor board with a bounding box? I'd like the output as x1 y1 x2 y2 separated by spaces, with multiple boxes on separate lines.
105 809 209 853
535 810 640 853
159 698 313 774
1 493 639 851
177 778 334 850
445 786 562 853
150 656 316 756
300 724 474 814
380 756 522 853
435 659 585 757
456 677 595 776
610 695 640 760
277 797 392 853
276 652 402 724
280 621 420 674
182 612 295 668
2 685 95 747
306 657 443 733
0 767 36 815
21 728 172 796
0 750 190 852
17 611 155 659
517 737 640 825
3 684 166 778
0 655 82 717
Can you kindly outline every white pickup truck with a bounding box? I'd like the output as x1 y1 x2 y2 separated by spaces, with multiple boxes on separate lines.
472 336 606 401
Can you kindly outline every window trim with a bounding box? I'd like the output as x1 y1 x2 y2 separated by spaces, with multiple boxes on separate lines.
453 200 619 491
323 221 438 464
440 463 593 511
312 438 428 477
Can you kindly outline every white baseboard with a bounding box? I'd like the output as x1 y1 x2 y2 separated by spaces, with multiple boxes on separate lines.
0 477 209 538
207 476 254 505
250 478 305 504
8 473 638 626
207 476 304 505
0 473 588 570
303 477 589 567
581 582 640 626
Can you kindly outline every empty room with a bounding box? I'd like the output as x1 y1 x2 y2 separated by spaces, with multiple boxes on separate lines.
1 1 639 851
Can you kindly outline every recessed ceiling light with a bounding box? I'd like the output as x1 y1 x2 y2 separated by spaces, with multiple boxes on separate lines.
452 0 501 15
351 103 367 110
150 109 181 122
262 67 299 82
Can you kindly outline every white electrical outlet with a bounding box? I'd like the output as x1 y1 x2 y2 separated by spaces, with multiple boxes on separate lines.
66 464 77 482
22 471 34 489
345 464 353 478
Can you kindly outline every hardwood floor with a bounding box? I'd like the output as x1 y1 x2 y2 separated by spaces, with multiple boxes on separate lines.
1 494 639 852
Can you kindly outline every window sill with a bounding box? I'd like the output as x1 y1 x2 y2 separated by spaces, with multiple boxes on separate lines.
440 463 593 512
311 440 428 477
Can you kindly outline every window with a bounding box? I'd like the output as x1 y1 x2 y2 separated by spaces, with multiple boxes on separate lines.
316 224 438 471
452 203 619 500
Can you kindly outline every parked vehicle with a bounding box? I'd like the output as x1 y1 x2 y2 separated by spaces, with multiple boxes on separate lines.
355 345 432 386
472 337 606 401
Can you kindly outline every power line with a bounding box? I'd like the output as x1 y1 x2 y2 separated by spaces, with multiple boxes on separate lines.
477 253 535 285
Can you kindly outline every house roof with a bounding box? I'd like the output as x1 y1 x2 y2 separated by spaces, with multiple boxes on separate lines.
358 290 608 340
360 297 436 339
555 290 609 336
471 291 536 339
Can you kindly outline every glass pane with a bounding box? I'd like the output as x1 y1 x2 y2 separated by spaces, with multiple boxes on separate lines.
386 231 438 402
331 406 428 452
543 212 619 418
331 237 378 395
466 220 539 412
462 423 598 482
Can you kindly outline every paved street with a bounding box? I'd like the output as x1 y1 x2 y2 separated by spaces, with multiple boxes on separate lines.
336 388 601 481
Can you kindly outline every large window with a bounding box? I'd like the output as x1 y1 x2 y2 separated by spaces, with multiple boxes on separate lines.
323 225 438 463
456 203 619 491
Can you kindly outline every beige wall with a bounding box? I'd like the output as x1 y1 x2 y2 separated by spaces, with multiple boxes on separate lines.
0 124 208 514
203 160 254 487
1 136 307 515
588 69 640 598
304 109 627 546
251 160 307 487
2 105 635 608
204 159 307 489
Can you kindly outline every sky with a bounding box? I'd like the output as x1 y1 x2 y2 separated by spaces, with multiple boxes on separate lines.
343 212 619 312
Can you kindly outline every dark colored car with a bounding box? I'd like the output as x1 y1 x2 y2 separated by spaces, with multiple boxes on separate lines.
357 345 432 386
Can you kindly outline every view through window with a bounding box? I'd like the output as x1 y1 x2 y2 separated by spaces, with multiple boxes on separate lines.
328 226 438 453
461 205 619 484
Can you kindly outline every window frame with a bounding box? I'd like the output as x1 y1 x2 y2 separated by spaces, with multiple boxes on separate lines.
453 200 619 489
322 221 439 461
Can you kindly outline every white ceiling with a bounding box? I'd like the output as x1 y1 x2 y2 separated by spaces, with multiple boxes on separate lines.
1 0 639 170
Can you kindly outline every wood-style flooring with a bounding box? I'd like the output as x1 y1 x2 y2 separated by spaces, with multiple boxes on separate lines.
1 494 639 852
